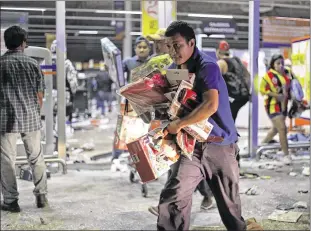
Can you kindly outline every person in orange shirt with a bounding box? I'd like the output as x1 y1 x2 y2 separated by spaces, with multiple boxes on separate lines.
260 54 291 165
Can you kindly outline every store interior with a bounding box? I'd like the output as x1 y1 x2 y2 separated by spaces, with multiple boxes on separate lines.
0 0 310 230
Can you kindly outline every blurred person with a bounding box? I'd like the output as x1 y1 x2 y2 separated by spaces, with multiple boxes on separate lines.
156 21 246 231
50 40 78 126
146 28 214 216
216 40 250 122
0 26 48 212
94 68 114 117
146 28 169 56
111 36 151 171
260 54 291 165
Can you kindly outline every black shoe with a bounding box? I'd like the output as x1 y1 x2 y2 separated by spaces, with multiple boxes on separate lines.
148 206 159 216
200 196 214 210
36 194 48 208
1 199 21 213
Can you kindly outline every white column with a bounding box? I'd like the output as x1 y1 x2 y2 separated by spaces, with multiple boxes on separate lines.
196 34 208 50
56 1 66 160
158 1 176 28
248 0 260 158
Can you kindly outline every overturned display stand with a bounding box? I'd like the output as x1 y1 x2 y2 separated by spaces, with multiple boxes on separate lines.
15 46 67 174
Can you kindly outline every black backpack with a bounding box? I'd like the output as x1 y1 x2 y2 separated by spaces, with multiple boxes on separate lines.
223 57 250 100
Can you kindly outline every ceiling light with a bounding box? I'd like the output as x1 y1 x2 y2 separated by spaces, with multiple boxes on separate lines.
95 10 141 15
130 32 142 36
1 7 46 12
274 17 310 21
209 34 226 38
78 30 98 35
188 13 233 19
197 34 208 38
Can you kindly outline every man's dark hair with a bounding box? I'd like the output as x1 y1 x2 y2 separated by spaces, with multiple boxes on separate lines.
165 21 196 44
4 25 27 50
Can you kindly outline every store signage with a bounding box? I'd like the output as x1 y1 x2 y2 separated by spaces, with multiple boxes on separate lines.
142 0 159 36
202 19 237 35
262 17 310 45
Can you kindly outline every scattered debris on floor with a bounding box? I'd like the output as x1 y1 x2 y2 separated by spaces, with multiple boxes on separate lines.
260 176 271 180
293 201 308 209
258 162 284 170
72 148 84 155
40 217 47 225
302 167 310 176
244 186 259 196
298 190 308 194
81 142 95 151
276 204 294 211
268 210 303 223
239 172 259 179
289 172 298 177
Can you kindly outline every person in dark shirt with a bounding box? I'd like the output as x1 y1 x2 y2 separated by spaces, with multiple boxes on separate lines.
94 70 113 116
216 40 250 122
122 36 151 83
146 28 214 217
156 21 246 231
111 36 151 170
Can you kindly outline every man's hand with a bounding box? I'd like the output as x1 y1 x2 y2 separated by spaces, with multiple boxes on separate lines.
37 92 44 109
167 119 183 134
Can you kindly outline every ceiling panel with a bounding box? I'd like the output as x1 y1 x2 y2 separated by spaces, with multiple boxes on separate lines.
1 0 310 61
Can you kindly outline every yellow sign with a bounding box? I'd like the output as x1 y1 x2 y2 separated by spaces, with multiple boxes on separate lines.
141 0 159 36
45 33 56 49
291 38 310 101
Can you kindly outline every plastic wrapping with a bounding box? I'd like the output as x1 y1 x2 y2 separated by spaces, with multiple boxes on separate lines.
168 80 194 118
119 74 168 108
176 131 196 160
168 80 214 142
116 115 149 144
131 54 173 82
182 120 214 142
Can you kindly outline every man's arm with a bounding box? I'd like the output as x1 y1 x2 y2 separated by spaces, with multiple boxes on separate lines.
35 62 45 109
217 59 228 74
37 92 44 108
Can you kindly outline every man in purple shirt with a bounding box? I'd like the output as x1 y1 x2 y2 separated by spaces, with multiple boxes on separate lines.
157 21 246 231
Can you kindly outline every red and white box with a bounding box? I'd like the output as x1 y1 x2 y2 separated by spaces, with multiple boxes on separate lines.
168 80 214 142
127 126 180 183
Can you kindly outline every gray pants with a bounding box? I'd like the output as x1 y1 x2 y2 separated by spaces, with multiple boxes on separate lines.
157 143 245 231
1 130 47 204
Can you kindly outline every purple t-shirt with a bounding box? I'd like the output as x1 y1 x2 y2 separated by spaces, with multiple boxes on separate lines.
169 47 238 145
